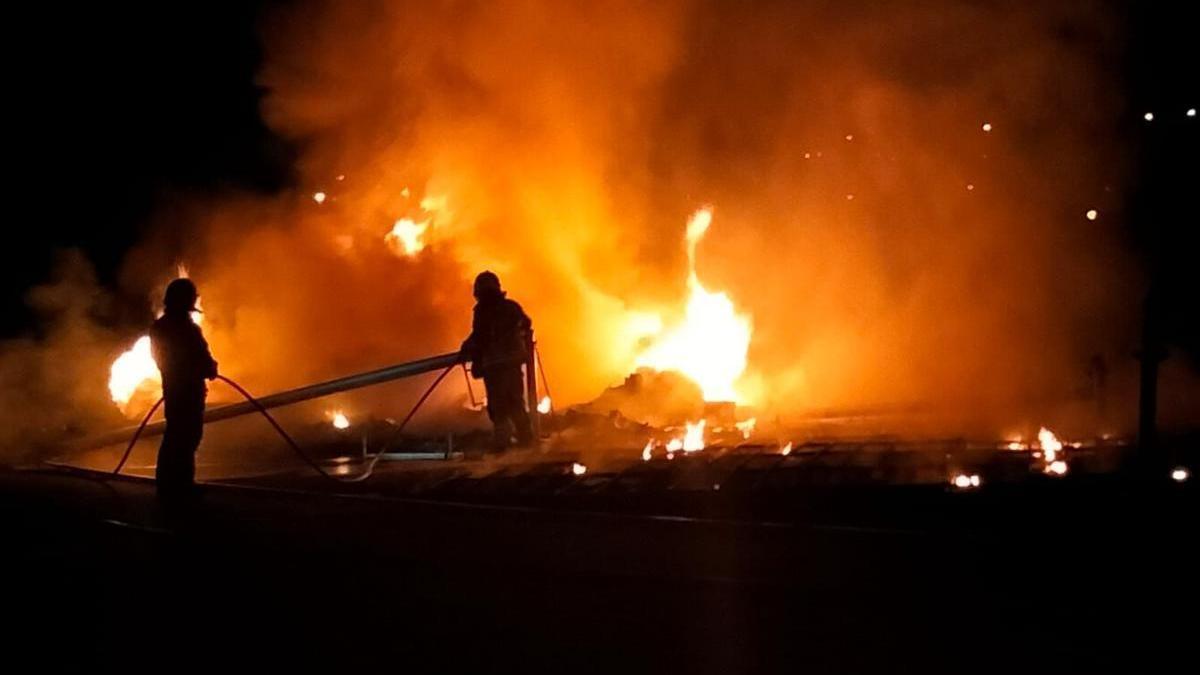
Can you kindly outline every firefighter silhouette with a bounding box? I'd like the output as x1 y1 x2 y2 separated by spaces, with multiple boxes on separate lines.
461 271 534 449
150 278 217 498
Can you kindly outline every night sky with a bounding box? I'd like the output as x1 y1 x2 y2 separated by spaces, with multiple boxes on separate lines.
4 1 1196 362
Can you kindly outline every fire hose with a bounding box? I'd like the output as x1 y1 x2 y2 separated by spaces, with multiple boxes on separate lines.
112 367 456 483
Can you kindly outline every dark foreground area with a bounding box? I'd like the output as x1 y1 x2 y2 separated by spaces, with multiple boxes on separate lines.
1 464 1194 673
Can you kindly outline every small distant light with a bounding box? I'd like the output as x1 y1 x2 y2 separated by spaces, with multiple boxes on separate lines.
966 184 975 191
1188 108 1196 118
713 483 721 491
845 134 854 141
982 122 992 132
1171 467 1189 482
401 187 411 198
313 191 327 204
846 194 855 200
804 152 811 159
951 473 981 490
1086 209 1098 221
1143 112 1154 122
335 174 346 181
571 462 587 476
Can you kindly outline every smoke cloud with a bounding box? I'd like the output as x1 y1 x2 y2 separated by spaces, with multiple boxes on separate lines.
7 0 1184 460
241 0 1137 428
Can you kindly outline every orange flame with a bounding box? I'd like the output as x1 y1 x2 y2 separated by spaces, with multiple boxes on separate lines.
108 336 159 411
951 473 982 489
661 419 708 453
634 208 752 403
735 417 756 439
1037 427 1069 476
108 270 205 412
385 218 429 256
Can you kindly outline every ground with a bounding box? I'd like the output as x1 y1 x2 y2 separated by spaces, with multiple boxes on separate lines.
1 463 1194 673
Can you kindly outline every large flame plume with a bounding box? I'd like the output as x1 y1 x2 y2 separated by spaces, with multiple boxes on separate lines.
634 208 752 403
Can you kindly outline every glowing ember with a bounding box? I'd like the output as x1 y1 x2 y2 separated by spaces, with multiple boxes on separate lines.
1171 467 1190 483
385 218 429 256
537 396 552 414
780 441 793 456
1038 427 1063 460
634 208 752 403
571 462 587 476
313 191 327 204
1086 209 1098 221
1038 427 1069 476
108 336 160 409
336 174 346 181
951 473 982 489
330 411 350 429
642 440 653 461
735 417 756 439
665 438 684 452
1006 440 1028 451
981 122 992 132
844 134 854 141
